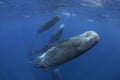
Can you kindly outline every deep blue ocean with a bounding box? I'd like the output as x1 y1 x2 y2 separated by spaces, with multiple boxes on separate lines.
0 0 120 80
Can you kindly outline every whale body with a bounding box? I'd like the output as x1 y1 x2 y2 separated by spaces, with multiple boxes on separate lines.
48 24 64 44
37 24 64 53
37 15 60 35
33 31 99 69
29 24 64 55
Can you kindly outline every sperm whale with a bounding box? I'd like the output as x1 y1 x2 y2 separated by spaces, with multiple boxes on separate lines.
37 15 60 35
29 24 64 55
33 31 99 69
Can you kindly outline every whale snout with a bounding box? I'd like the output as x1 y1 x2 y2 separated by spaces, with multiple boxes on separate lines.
82 31 99 40
81 31 99 44
78 31 99 50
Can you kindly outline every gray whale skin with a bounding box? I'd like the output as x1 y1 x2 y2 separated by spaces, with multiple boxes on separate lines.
33 31 99 69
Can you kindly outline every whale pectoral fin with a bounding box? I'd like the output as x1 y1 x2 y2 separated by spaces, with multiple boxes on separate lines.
27 61 34 65
29 48 42 56
29 48 35 56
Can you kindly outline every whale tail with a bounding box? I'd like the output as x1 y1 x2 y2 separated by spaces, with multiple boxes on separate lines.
52 68 61 80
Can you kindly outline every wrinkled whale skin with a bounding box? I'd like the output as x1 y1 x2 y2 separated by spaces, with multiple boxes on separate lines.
34 31 99 69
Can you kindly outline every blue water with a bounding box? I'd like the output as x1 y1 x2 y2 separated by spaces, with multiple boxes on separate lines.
0 0 120 80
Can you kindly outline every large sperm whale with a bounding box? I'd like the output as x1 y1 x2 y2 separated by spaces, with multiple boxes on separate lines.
33 31 99 69
36 15 60 35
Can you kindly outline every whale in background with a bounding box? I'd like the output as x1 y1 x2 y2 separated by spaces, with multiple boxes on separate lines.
33 31 99 69
29 24 64 55
48 24 64 44
36 15 60 35
37 24 64 54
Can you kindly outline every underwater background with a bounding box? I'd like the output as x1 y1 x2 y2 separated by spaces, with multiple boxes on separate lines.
0 0 120 80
